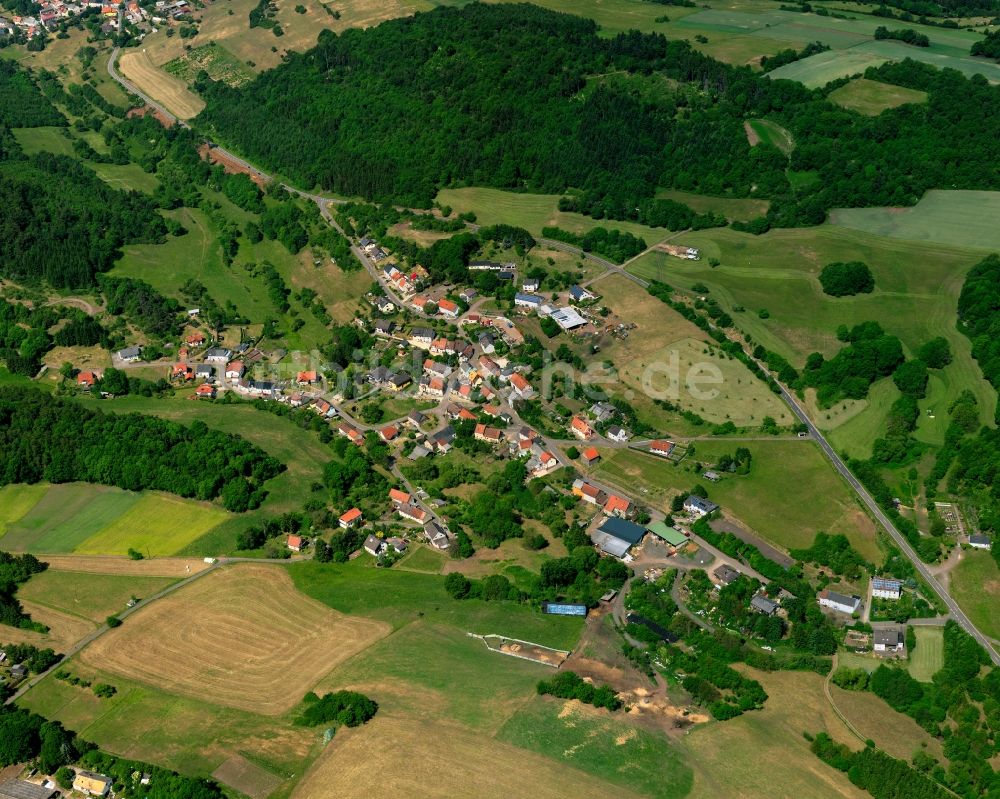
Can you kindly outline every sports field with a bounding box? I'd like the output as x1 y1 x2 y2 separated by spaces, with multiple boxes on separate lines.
594 441 880 560
0 483 228 556
907 627 944 682
81 564 390 714
827 78 928 115
950 551 1000 643
118 51 205 119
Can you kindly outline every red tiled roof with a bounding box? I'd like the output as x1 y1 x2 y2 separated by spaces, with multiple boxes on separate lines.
339 508 362 523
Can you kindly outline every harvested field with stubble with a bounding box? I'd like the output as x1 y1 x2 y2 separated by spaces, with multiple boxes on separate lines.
291 715 641 799
118 51 205 119
79 564 390 714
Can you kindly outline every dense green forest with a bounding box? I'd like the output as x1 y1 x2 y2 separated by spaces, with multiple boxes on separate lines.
0 61 65 127
0 150 166 288
197 4 1000 229
0 388 283 511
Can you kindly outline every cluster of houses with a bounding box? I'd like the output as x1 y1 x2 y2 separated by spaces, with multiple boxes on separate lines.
330 485 454 553
513 279 595 331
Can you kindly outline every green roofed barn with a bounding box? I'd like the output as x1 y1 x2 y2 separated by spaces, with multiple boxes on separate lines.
647 521 688 548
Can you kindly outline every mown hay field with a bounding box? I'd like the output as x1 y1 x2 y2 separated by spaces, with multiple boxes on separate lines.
80 564 391 714
118 51 205 119
291 715 641 799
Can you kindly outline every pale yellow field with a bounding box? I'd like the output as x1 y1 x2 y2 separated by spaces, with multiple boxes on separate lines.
292 715 642 799
80 565 390 714
0 602 95 651
73 494 228 556
118 51 205 119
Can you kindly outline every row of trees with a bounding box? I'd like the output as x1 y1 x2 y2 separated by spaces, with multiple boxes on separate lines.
0 388 283 511
0 552 48 631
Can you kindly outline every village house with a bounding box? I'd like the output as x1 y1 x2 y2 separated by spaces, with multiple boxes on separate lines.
572 479 608 507
580 446 601 466
389 488 411 505
713 564 740 588
116 345 142 363
969 533 992 550
603 494 633 518
296 370 319 386
397 503 427 523
77 370 99 388
873 628 906 655
420 376 447 397
703 470 721 483
379 424 400 442
424 520 451 549
409 327 434 347
474 423 504 444
424 359 452 379
186 331 206 347
204 347 232 363
650 440 675 458
818 590 861 615
478 355 501 378
684 495 719 518
374 319 396 337
607 425 629 443
509 372 533 398
459 288 478 303
225 361 245 380
569 285 595 303
339 508 363 529
389 372 412 392
286 534 305 552
478 332 495 354
364 534 384 557
195 384 216 399
338 422 363 445
438 298 459 318
432 425 456 452
407 409 427 428
528 450 559 477
514 292 543 309
73 771 112 797
872 577 902 600
522 277 540 292
750 594 779 616
571 416 595 440
195 364 215 381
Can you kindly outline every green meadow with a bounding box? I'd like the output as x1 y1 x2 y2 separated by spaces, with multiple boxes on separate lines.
907 627 944 682
950 551 1000 642
497 698 694 799
17 570 177 625
593 440 880 561
0 483 229 556
626 223 997 456
746 118 794 154
827 78 928 116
